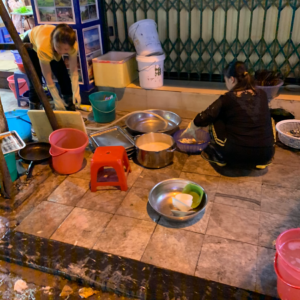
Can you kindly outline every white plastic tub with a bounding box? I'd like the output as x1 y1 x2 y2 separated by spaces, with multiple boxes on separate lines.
128 19 163 56
136 53 165 89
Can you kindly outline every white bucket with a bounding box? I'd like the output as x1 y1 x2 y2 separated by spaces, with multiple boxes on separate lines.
128 19 163 56
136 53 165 89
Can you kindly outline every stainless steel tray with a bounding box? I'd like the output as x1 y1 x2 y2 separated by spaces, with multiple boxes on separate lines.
0 131 26 154
90 126 135 150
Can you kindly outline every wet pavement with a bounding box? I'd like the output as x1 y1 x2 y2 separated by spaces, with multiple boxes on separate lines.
0 260 137 300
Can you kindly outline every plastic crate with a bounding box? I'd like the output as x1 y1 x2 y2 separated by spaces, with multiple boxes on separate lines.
92 51 138 88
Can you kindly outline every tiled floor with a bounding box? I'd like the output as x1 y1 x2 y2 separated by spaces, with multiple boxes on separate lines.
3 88 299 298
14 144 300 298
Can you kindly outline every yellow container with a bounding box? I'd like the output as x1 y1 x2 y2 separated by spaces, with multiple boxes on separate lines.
92 51 138 88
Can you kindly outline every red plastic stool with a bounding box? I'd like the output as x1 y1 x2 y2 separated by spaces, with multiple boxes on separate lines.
91 146 131 192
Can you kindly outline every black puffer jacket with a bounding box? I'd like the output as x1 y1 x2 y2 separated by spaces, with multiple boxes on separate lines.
193 89 274 148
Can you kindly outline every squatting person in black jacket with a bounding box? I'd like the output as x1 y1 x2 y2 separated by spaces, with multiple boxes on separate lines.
182 61 275 169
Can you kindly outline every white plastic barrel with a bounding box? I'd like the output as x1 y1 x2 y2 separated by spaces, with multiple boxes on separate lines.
136 53 165 89
128 19 163 56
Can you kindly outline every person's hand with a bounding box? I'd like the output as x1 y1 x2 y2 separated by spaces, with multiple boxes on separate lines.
70 74 81 105
48 84 66 111
181 120 198 139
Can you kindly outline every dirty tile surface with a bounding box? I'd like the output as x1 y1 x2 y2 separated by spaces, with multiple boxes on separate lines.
196 235 257 291
48 177 89 206
182 155 221 177
116 187 160 223
206 203 260 245
262 163 300 189
76 189 128 214
259 211 300 248
94 215 156 260
16 201 73 238
261 185 300 217
214 177 262 211
51 207 113 248
12 116 300 300
256 247 278 297
142 225 204 275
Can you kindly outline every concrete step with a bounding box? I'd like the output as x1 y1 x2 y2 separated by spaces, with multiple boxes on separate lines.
96 80 300 119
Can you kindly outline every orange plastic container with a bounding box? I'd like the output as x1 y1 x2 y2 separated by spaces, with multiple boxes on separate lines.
49 128 89 174
7 75 28 99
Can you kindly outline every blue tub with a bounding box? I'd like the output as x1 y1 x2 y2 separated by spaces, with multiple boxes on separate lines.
5 110 32 142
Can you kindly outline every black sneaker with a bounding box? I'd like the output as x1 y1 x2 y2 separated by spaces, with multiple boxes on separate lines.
201 143 227 167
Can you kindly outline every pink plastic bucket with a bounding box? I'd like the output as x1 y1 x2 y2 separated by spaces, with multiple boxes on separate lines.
276 229 300 284
7 75 28 99
275 253 300 300
49 128 89 175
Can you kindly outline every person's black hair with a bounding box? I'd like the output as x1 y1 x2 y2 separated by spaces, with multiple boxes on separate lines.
223 61 256 92
51 24 76 47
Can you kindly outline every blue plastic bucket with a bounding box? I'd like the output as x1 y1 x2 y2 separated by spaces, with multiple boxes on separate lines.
89 92 116 123
5 110 32 142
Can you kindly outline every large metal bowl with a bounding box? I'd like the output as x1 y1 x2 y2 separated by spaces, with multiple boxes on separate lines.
125 110 181 135
148 179 208 222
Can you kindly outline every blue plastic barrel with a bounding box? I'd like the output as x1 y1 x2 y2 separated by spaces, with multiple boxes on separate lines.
5 110 32 142
89 91 116 123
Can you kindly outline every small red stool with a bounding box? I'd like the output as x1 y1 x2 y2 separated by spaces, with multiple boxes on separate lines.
91 146 131 192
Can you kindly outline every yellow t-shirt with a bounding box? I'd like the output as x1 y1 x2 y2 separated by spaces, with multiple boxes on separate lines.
29 25 78 63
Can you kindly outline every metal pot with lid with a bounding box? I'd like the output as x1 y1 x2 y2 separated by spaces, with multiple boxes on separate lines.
135 132 176 169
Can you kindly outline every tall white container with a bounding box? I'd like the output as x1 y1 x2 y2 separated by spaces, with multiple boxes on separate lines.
129 19 163 56
136 53 165 89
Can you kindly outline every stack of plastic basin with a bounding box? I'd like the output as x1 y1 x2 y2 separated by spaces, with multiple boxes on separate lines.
275 228 300 300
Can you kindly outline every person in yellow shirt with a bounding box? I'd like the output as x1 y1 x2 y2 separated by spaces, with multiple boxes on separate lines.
22 24 81 111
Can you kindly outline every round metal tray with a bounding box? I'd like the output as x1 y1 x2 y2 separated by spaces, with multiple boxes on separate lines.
125 110 181 135
148 178 208 222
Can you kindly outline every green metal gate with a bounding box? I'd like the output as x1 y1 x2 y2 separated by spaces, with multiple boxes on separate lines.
103 0 300 82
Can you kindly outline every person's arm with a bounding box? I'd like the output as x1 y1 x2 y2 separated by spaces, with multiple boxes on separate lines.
181 96 224 138
40 61 66 110
193 96 223 127
69 54 81 105
40 61 54 87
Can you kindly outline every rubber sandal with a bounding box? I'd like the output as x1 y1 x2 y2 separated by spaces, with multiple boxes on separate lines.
256 163 272 169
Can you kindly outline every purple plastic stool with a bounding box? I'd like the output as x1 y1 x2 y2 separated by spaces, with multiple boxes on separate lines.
14 70 30 107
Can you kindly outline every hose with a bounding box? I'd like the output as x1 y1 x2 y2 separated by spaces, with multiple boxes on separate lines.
85 110 169 131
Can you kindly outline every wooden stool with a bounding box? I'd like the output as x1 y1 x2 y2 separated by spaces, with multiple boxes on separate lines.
91 146 131 192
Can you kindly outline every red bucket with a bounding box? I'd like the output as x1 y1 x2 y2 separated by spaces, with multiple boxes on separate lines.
7 75 28 99
49 128 89 175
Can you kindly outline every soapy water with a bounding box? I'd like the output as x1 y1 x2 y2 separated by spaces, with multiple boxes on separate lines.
280 240 300 269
